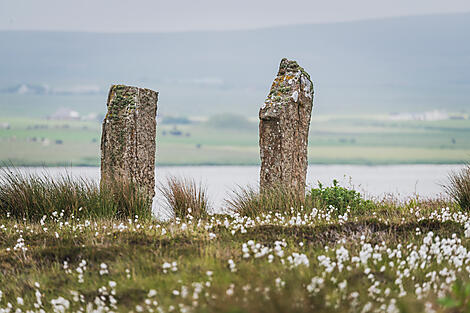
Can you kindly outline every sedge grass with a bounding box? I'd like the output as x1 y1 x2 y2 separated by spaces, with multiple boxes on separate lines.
445 163 470 211
158 176 210 219
0 167 151 221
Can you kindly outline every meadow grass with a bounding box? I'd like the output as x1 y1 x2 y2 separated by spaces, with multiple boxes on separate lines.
0 168 151 221
0 171 469 312
0 169 470 312
0 197 468 313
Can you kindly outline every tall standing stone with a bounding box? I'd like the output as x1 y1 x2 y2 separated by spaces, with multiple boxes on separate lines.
100 84 158 201
259 58 314 198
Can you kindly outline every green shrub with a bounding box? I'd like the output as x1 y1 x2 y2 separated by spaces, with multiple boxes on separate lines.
225 184 306 217
157 176 210 219
444 163 470 211
0 167 151 221
307 179 375 215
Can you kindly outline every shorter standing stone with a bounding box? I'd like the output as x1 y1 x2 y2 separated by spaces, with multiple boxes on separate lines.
100 85 158 202
259 58 314 198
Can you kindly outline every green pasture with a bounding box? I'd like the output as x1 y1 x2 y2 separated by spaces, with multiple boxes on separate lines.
0 115 469 166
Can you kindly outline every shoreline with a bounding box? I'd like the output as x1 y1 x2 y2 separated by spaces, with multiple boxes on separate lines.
1 161 468 168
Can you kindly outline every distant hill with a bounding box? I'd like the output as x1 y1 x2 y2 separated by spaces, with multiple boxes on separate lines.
0 13 469 117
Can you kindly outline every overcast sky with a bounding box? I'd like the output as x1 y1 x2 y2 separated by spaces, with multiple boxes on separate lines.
1 0 470 33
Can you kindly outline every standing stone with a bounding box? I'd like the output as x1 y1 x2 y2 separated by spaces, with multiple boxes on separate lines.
259 58 314 198
100 84 158 201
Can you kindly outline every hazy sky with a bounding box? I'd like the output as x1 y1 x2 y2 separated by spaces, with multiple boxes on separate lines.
1 0 470 32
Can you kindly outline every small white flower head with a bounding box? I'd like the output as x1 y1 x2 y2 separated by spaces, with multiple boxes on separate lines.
99 263 109 275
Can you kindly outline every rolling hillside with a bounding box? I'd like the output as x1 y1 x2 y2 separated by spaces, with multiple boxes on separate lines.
0 13 469 117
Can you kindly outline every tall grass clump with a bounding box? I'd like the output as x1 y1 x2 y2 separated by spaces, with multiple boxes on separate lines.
0 168 151 221
225 184 306 217
98 178 152 220
445 163 470 211
158 176 210 219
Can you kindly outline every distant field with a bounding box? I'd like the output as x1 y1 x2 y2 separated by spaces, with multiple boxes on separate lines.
0 115 469 166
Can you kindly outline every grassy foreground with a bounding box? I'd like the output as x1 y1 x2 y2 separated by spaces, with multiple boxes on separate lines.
2 198 470 312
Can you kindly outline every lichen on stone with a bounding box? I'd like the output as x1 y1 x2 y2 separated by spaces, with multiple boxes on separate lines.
101 84 159 206
259 58 314 199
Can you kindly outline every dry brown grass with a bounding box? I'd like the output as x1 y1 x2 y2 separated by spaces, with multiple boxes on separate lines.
157 176 210 219
445 163 470 211
225 184 308 217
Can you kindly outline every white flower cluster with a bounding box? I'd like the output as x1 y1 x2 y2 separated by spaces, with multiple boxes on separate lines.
162 261 178 274
287 252 309 268
75 260 87 283
99 263 109 276
228 259 237 272
241 239 286 262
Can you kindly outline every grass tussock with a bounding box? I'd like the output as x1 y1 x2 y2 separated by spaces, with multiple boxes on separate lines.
99 178 152 220
158 176 210 219
0 168 151 221
226 180 374 217
445 163 470 210
225 184 307 217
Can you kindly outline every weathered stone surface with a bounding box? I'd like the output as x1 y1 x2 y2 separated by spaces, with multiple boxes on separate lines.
259 58 314 198
100 84 158 201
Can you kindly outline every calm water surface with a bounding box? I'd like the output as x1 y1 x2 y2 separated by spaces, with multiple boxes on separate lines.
8 165 464 211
